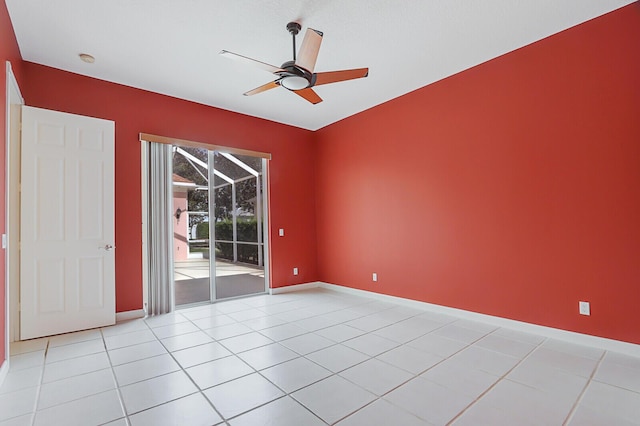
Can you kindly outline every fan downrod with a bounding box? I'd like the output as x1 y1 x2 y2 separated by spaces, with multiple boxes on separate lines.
286 21 301 61
279 22 312 90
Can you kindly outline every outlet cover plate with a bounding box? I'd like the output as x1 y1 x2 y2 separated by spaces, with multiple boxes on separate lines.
579 301 590 316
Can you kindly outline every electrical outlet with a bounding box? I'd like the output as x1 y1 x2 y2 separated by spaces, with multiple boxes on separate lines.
293 267 298 276
579 301 590 316
372 273 378 282
279 228 285 237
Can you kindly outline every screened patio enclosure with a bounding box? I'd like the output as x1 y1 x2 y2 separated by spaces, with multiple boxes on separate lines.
172 146 268 305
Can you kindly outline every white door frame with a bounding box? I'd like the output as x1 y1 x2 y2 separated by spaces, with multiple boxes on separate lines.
4 61 24 371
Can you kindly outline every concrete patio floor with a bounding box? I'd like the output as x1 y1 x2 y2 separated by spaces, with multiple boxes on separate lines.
174 259 266 305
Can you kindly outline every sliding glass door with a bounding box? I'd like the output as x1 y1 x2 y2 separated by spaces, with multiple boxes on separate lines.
172 146 268 306
172 147 212 305
212 152 266 300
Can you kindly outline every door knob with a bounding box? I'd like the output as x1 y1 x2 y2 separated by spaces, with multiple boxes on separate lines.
100 244 115 251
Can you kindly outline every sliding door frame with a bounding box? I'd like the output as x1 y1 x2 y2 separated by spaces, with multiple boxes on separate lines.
140 133 271 309
208 150 217 302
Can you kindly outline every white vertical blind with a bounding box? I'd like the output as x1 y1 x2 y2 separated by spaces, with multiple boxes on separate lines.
146 142 175 315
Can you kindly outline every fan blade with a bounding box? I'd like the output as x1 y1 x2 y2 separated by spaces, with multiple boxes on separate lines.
220 50 285 74
243 80 281 96
313 68 369 86
295 28 323 73
293 88 323 104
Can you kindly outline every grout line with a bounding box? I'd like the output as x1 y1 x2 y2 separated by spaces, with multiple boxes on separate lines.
209 293 380 423
100 327 132 426
147 315 229 424
214 297 333 423
445 336 548 425
356 328 499 422
29 338 49 426
561 350 606 425
242 297 472 423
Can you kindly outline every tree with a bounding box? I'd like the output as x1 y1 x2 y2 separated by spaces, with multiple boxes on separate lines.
172 147 263 227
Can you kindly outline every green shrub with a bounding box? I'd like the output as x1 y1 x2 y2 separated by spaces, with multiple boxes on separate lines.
215 242 259 264
194 218 261 264
195 222 209 239
214 218 258 242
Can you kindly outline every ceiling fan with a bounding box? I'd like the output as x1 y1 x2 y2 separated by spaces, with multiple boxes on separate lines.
220 22 369 105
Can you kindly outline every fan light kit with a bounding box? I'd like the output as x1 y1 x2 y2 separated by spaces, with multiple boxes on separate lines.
220 21 369 104
280 75 309 91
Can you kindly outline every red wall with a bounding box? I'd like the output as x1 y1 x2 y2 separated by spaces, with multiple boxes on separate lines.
0 0 25 367
315 4 640 344
21 63 318 312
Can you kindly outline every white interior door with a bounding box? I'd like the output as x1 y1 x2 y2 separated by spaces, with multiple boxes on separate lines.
20 106 115 339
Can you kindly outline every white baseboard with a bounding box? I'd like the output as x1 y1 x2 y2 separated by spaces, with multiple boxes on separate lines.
116 309 146 322
0 359 9 389
270 282 321 295
274 281 640 358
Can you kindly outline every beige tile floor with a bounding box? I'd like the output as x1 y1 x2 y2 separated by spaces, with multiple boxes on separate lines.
1 288 639 425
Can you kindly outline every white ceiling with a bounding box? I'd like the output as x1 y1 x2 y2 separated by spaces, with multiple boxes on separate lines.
5 0 634 131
